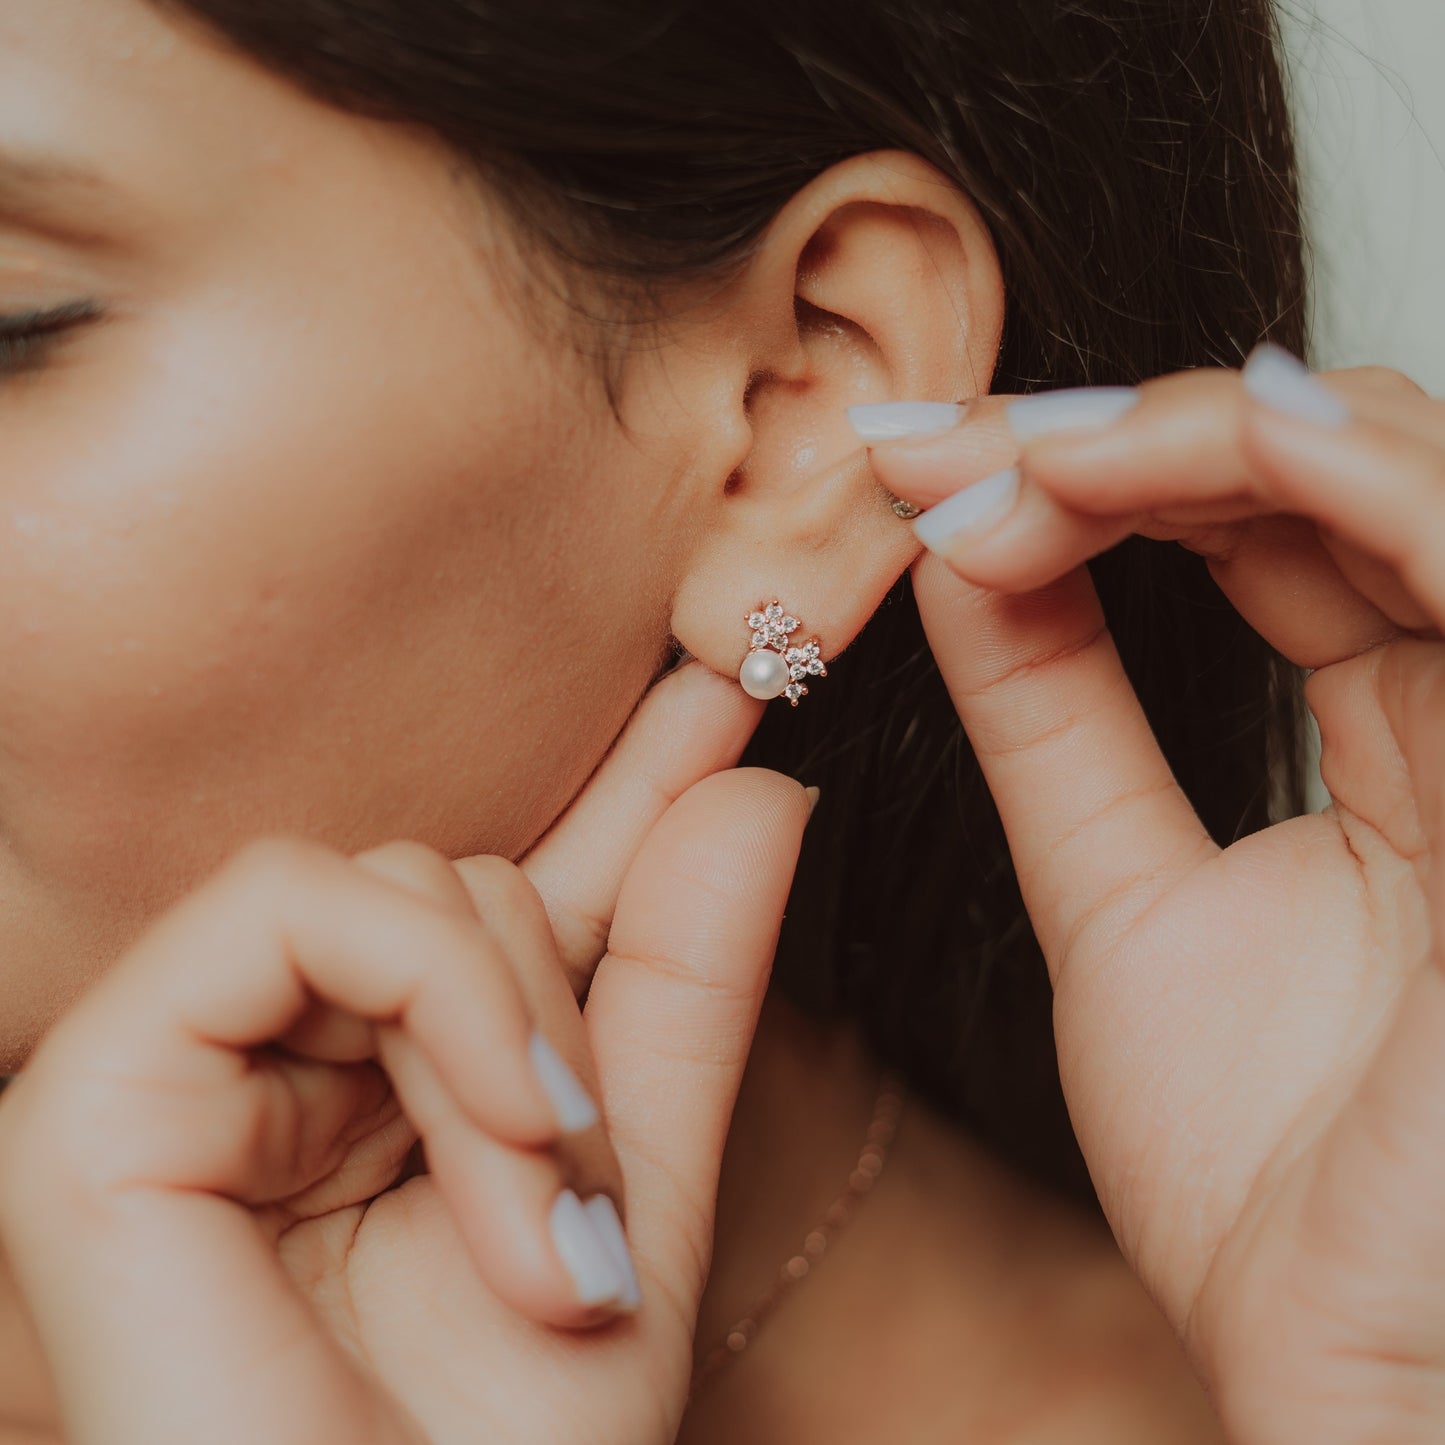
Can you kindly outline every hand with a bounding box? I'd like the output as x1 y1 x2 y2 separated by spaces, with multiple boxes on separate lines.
866 349 1445 1444
0 660 808 1445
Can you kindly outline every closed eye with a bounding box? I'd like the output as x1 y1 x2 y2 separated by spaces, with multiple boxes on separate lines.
0 299 104 378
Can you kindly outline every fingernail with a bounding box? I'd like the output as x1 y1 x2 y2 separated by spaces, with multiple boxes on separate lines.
551 1188 629 1307
846 400 969 442
1006 386 1139 441
803 784 821 818
583 1194 643 1311
529 1031 599 1133
1242 342 1350 427
913 466 1020 550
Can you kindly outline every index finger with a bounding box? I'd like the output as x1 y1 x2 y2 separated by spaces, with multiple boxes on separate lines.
851 393 1020 508
516 660 764 995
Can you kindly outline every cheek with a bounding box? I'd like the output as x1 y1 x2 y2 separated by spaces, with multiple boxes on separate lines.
0 281 672 1001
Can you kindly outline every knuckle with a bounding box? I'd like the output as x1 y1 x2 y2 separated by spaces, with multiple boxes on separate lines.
460 853 549 923
352 838 475 914
961 618 1111 705
362 837 452 872
222 834 335 901
608 940 760 1011
1334 365 1428 400
461 851 528 897
1139 366 1237 405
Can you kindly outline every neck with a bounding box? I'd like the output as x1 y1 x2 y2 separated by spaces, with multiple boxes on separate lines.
678 991 1133 1444
682 990 913 1441
690 991 888 1361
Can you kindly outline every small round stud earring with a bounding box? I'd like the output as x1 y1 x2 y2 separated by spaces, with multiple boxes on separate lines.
739 600 828 706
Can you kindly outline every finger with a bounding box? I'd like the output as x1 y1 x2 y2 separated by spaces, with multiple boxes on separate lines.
909 550 1215 972
0 1073 379 1445
350 843 603 1137
1311 532 1436 635
354 841 633 1311
1321 363 1437 425
0 834 644 1445
1008 363 1445 634
902 457 1406 672
351 835 481 914
1241 405 1445 633
584 767 813 1305
519 660 764 995
1200 515 1406 669
1328 363 1433 400
893 459 1136 596
68 836 564 1171
866 363 1439 518
881 369 1439 659
274 838 484 1064
859 392 1020 508
448 854 626 1211
380 1028 641 1327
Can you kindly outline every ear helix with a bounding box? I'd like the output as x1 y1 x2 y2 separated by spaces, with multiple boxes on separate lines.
738 601 828 707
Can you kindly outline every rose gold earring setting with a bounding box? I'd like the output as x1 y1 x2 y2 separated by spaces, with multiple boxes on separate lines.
738 600 828 706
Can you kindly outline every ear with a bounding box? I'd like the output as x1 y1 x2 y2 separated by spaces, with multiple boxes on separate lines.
659 149 1005 699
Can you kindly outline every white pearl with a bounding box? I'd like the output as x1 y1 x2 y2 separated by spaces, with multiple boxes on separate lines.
738 648 789 700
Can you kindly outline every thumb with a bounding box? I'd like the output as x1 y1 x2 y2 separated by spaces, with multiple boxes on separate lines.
581 767 814 1306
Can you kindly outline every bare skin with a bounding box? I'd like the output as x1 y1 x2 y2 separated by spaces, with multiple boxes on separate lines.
6 4 1445 1444
677 995 1227 1445
0 0 933 1054
0 11 1190 1436
0 994 1227 1445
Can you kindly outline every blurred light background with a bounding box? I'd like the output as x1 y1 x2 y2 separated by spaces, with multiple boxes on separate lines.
1276 0 1444 811
1281 0 1445 393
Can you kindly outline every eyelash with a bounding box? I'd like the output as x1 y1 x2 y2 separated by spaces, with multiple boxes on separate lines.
0 300 104 377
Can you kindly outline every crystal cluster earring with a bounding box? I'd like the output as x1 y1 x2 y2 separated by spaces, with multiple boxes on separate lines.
738 600 828 706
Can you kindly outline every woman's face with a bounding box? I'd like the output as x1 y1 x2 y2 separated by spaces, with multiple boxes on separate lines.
0 1 693 1064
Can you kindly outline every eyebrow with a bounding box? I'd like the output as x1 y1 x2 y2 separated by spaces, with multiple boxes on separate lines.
0 150 131 247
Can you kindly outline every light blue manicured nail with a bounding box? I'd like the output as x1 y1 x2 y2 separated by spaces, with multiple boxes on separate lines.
551 1189 628 1307
1242 343 1350 426
913 466 1020 549
847 400 968 441
583 1195 643 1311
1007 386 1139 440
529 1031 599 1132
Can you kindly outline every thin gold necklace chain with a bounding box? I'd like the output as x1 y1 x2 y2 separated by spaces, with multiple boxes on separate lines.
686 1067 909 1401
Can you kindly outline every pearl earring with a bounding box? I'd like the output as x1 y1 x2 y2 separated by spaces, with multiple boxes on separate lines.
739 600 828 706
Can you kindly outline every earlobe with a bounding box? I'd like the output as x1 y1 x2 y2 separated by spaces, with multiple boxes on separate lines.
667 149 1004 704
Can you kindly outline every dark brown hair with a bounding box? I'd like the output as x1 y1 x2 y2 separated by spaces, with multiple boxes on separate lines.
155 0 1312 1210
